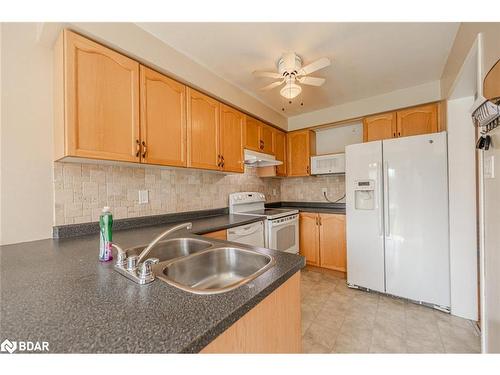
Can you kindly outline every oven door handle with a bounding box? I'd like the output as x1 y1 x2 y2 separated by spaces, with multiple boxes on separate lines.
227 223 263 237
270 215 298 227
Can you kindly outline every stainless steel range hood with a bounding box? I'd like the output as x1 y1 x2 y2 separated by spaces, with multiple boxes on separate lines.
244 149 283 167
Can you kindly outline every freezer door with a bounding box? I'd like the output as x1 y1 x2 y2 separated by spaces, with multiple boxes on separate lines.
346 141 385 292
383 132 450 307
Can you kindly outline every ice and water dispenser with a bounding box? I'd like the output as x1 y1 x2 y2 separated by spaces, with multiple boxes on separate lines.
354 179 375 210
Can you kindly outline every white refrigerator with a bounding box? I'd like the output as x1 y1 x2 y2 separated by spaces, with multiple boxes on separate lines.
346 132 450 309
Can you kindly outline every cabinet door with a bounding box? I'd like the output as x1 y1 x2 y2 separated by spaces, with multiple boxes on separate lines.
319 214 347 272
261 124 275 154
274 130 287 176
187 88 220 170
220 104 244 173
299 213 320 266
245 117 262 152
287 130 316 177
396 103 438 138
140 66 186 167
64 30 140 162
363 112 396 142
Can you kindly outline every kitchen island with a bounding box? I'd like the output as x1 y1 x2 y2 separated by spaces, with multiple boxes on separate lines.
0 214 305 353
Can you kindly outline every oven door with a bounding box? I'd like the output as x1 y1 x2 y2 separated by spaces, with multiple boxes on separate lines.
267 214 299 254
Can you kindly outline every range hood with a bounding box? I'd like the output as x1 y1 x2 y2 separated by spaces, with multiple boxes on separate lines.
244 149 283 167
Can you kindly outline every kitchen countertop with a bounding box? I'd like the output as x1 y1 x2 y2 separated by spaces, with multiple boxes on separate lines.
0 214 305 353
266 201 346 215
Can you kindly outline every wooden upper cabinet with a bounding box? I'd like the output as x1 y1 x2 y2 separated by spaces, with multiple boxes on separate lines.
244 117 275 154
244 117 262 152
299 213 320 266
187 88 220 170
287 130 316 177
363 112 396 142
220 104 244 173
396 103 438 138
274 130 287 176
140 66 186 167
261 124 275 154
55 30 140 162
319 214 346 272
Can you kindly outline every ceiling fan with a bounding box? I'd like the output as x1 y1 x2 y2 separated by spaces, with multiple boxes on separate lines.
253 52 331 100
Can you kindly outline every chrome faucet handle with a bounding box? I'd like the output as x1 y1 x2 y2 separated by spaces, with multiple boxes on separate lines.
138 258 159 280
112 243 127 267
127 255 139 270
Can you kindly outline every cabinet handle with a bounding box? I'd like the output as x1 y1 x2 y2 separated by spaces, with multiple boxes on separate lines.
259 140 264 150
398 132 401 137
135 139 141 157
221 155 225 168
315 216 318 226
306 165 310 174
141 141 147 158
393 132 396 138
319 216 322 226
217 154 221 167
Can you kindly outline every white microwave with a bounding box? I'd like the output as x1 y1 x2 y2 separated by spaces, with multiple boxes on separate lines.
310 153 345 175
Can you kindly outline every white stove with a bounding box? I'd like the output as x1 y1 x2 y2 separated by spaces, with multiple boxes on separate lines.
229 192 299 254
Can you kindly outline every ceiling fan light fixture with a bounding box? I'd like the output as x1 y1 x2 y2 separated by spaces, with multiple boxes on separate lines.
280 83 302 99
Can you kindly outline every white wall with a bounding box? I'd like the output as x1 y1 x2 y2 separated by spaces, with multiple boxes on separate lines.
288 80 442 130
447 96 478 320
315 122 363 155
0 23 55 245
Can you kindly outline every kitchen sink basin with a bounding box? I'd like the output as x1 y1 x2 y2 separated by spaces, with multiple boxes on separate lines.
126 238 213 262
153 247 275 294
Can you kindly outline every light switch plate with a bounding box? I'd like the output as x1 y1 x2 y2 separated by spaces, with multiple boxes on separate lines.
484 156 495 179
139 190 149 204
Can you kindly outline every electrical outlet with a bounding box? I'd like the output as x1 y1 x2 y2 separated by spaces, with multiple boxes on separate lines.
321 188 328 195
272 188 277 196
138 190 149 204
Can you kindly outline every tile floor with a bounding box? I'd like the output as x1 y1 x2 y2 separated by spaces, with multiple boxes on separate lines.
301 267 481 353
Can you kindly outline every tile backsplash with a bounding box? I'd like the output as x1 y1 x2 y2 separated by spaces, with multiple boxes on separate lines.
280 175 345 203
53 162 281 226
53 161 345 226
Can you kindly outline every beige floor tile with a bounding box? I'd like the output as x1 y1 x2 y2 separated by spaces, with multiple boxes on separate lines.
302 334 331 353
303 322 340 350
370 327 407 353
300 266 479 354
332 324 373 353
437 321 481 353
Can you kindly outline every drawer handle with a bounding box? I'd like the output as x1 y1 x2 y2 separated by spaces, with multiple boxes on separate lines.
141 141 147 158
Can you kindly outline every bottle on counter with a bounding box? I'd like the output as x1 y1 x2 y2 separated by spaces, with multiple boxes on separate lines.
99 206 113 262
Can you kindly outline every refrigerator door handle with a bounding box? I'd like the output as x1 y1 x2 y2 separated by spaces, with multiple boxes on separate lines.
377 162 383 236
384 161 390 238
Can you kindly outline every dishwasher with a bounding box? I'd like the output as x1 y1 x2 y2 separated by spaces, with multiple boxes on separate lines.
227 221 265 247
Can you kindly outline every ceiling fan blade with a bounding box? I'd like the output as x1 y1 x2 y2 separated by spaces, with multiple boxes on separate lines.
298 57 331 75
260 80 285 91
297 76 326 86
253 71 283 79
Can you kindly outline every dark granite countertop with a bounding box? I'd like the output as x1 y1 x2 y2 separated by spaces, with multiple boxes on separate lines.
266 201 346 215
0 216 305 353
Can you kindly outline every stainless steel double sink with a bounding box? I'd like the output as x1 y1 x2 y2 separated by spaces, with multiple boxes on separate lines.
123 237 275 294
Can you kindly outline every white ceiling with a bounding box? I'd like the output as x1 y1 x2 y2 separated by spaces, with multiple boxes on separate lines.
137 23 459 117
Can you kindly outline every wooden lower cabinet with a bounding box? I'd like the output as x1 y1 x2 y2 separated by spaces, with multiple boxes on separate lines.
299 212 346 273
319 214 347 272
202 229 227 241
201 272 301 353
299 213 320 266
